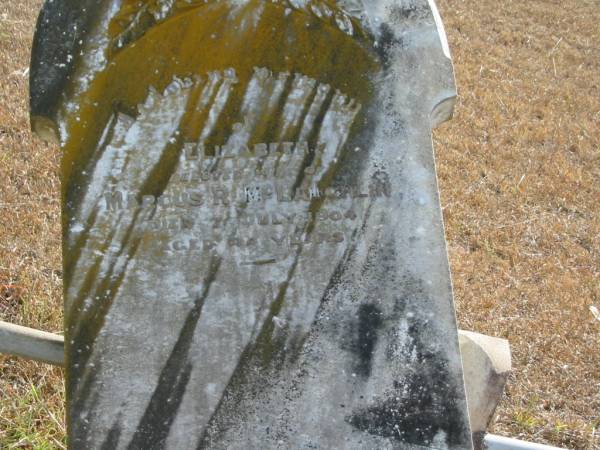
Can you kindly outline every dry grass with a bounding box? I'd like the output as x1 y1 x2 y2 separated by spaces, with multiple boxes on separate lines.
435 0 600 448
0 0 65 448
0 0 598 448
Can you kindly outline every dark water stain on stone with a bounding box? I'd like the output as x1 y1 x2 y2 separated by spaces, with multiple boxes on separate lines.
126 257 221 450
347 355 467 447
350 303 384 378
348 306 468 447
100 419 122 450
373 23 404 70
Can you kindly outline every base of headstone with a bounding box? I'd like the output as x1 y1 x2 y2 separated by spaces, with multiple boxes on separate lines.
459 331 512 450
0 322 512 449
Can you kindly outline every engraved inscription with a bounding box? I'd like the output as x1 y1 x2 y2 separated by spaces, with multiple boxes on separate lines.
86 67 389 261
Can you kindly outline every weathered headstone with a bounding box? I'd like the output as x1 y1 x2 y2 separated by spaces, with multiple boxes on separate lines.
31 1 472 448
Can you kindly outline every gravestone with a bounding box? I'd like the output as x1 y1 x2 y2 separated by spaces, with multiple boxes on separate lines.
30 0 472 448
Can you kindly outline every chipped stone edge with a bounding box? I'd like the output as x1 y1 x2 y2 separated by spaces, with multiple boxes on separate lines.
426 0 457 128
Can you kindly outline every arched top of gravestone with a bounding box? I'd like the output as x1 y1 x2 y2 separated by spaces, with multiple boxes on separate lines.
30 0 455 144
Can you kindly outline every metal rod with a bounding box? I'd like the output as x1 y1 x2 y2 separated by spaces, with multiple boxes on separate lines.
0 320 64 366
484 434 564 450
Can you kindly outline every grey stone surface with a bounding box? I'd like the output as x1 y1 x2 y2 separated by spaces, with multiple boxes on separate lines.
31 1 472 448
459 331 511 449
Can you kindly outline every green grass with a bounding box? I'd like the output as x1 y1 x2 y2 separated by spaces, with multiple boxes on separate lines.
0 366 66 449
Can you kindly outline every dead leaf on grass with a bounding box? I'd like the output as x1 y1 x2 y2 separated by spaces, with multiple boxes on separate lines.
0 283 24 322
590 305 600 322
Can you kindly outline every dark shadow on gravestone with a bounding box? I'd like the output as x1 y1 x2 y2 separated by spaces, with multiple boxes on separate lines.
30 1 473 449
